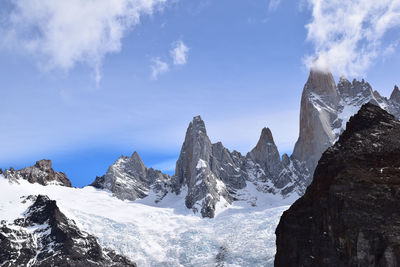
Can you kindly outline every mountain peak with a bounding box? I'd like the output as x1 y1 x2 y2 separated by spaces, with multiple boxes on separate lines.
3 160 71 187
305 69 337 98
190 115 207 135
259 127 274 144
390 85 400 103
247 127 281 178
34 159 52 171
131 151 145 165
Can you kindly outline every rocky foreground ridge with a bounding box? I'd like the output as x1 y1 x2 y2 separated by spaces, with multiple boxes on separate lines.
0 195 136 267
275 103 400 266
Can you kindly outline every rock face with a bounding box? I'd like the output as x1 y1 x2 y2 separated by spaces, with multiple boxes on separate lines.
292 69 339 176
275 103 400 267
172 117 304 218
91 152 170 202
2 160 71 187
90 71 400 218
172 116 241 218
291 70 400 188
247 127 282 181
0 195 136 267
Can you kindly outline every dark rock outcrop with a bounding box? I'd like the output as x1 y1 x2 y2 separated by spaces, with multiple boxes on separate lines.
2 160 71 187
0 195 136 266
275 103 400 267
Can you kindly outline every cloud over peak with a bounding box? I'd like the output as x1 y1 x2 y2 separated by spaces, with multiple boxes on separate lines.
304 0 400 76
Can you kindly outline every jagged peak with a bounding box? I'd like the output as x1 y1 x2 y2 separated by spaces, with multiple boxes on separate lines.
257 127 275 146
34 159 52 171
131 151 144 163
351 77 369 87
189 115 207 135
390 85 400 103
281 153 290 167
305 68 336 96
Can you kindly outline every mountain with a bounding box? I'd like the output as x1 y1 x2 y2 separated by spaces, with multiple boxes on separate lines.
0 194 136 266
2 71 400 265
92 68 400 218
291 68 400 188
275 103 400 266
91 116 301 218
6 69 397 220
0 176 286 266
90 152 170 202
1 159 71 187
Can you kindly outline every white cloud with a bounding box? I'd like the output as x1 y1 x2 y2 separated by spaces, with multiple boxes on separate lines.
305 0 400 76
170 40 189 65
268 0 282 11
3 0 167 82
151 57 169 79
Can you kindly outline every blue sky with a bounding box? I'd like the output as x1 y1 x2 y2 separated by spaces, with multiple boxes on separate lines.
1 0 400 187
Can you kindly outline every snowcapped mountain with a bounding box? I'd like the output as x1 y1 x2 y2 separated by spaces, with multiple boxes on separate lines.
90 152 170 203
82 68 400 219
0 175 292 266
291 68 400 188
90 115 304 218
2 68 400 266
1 159 71 187
0 193 136 266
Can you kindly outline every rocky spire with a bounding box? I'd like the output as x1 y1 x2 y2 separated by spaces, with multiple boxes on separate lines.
304 68 339 105
247 127 282 178
390 85 400 103
173 115 213 191
291 69 338 178
2 160 71 187
173 116 234 218
130 151 146 177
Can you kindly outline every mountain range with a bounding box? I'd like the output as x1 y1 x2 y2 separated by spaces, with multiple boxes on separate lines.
1 68 400 266
80 68 400 218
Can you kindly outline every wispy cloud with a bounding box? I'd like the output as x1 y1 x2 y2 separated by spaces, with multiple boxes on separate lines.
268 0 282 11
170 40 189 65
304 0 400 76
151 57 169 79
2 0 167 82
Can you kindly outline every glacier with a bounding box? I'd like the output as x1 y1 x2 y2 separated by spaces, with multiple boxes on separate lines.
0 175 294 267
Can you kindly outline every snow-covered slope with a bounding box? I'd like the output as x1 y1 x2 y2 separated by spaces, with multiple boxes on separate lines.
0 194 135 266
0 175 294 267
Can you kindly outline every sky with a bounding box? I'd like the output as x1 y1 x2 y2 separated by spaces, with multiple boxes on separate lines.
1 0 400 187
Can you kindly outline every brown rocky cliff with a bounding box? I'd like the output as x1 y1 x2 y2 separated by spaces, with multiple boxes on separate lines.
292 68 339 178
